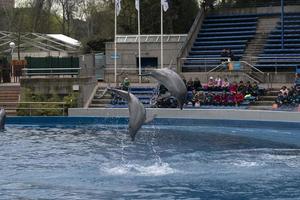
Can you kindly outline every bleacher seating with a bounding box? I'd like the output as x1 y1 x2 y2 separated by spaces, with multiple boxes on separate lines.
183 14 258 72
255 13 300 71
109 87 158 108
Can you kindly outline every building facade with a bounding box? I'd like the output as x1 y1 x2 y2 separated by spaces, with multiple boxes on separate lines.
0 0 14 8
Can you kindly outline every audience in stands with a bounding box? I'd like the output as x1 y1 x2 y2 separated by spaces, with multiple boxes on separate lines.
275 85 300 108
184 76 260 107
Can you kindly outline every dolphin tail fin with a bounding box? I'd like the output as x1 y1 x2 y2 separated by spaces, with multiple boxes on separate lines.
145 113 157 124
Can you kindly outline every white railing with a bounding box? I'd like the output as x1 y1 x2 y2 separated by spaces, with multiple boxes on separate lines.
116 34 187 43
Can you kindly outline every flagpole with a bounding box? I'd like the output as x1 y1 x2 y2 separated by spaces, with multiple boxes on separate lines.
114 1 117 84
160 2 163 69
138 1 142 83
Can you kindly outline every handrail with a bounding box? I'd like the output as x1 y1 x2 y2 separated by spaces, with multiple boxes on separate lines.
208 62 229 73
181 57 230 60
177 7 206 71
240 61 264 75
243 56 300 59
22 68 81 71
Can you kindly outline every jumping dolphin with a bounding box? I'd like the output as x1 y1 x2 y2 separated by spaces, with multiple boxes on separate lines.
0 108 6 130
142 68 187 109
106 88 155 141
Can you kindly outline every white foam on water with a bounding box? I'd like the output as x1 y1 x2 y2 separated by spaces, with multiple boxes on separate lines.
102 162 176 177
232 160 262 167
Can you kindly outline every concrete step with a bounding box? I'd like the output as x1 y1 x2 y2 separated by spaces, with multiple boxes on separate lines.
259 96 276 101
91 99 111 104
248 105 273 110
89 104 107 108
253 100 274 106
0 97 19 101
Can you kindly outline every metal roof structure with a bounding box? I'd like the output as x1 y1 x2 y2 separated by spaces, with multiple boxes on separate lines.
0 31 81 54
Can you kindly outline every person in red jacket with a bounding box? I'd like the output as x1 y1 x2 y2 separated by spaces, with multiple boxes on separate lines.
213 93 222 105
234 92 244 106
229 81 238 93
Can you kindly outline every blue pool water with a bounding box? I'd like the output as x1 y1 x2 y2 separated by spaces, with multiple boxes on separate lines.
0 122 300 199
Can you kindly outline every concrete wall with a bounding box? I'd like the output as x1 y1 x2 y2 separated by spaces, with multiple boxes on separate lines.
20 77 96 107
19 54 98 107
69 108 300 123
105 41 185 83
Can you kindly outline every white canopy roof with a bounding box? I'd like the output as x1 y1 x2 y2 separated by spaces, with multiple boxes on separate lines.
47 34 81 47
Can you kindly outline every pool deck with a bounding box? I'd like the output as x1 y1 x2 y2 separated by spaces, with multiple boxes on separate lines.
68 108 300 123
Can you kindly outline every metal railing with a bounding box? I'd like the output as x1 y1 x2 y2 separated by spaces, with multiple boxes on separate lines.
22 67 81 77
116 34 187 43
1 101 67 116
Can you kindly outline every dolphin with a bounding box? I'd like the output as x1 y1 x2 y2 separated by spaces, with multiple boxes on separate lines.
142 68 187 109
0 108 6 130
106 88 155 141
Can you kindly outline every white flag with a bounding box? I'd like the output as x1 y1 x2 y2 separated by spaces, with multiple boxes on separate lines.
161 0 169 12
116 0 122 16
135 0 139 11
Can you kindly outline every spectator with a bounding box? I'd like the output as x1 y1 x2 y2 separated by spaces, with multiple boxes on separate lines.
186 78 194 91
215 76 222 89
295 74 300 87
252 82 259 97
234 92 244 106
280 86 289 95
193 78 202 91
182 77 187 87
222 78 230 89
244 81 253 95
207 77 215 90
121 77 130 91
237 81 246 94
220 49 227 63
159 84 168 95
229 81 238 93
228 49 235 61
213 93 222 105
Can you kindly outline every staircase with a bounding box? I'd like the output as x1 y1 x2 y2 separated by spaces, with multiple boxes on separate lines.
0 84 21 115
249 88 279 110
242 16 279 65
89 87 112 108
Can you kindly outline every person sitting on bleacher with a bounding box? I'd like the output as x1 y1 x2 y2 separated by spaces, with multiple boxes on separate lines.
229 81 238 93
207 77 215 90
227 93 235 106
186 78 194 91
193 78 202 91
280 86 289 95
213 93 222 106
215 76 222 90
238 81 246 95
234 92 244 106
251 82 259 97
205 92 214 105
222 78 230 90
121 77 130 91
221 90 228 106
244 81 253 95
192 90 203 107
